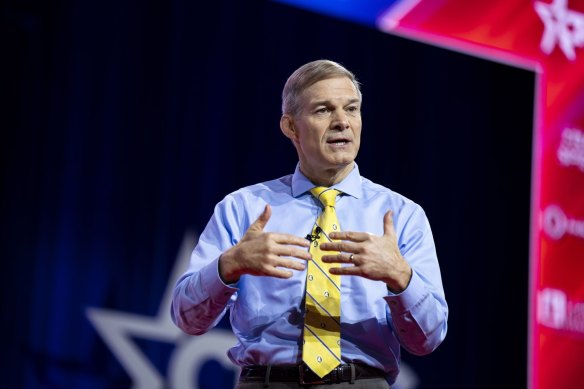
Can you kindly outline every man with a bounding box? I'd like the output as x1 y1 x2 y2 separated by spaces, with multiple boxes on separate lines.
171 59 448 388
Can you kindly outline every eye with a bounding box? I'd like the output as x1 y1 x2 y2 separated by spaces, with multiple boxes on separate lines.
346 105 360 114
315 107 329 114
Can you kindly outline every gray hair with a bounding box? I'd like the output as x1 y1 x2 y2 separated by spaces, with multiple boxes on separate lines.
281 59 362 115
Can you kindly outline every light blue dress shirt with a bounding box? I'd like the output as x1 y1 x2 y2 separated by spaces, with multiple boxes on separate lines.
171 163 448 384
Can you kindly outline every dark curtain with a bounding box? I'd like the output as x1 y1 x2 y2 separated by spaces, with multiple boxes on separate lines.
1 0 533 388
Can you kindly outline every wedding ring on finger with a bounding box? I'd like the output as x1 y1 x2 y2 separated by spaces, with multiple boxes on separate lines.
349 254 354 263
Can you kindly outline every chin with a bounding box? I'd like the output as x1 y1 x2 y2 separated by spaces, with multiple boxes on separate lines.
329 159 356 170
330 152 357 165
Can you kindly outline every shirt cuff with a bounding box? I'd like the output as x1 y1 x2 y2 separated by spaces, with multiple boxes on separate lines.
383 269 428 314
199 257 238 302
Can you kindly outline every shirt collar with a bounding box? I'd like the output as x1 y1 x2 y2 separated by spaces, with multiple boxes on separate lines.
291 162 363 199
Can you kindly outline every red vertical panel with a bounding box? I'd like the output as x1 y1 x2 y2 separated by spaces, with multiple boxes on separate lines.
378 1 584 388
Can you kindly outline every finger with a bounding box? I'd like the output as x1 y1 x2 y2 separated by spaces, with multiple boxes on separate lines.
383 210 395 237
273 245 312 261
329 266 362 276
277 258 307 271
319 240 359 253
248 204 271 232
321 253 351 263
329 231 371 242
270 232 311 248
264 268 294 279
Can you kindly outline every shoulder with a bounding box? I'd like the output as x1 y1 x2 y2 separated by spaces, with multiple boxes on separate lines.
359 175 430 222
227 174 293 200
358 177 434 240
360 176 418 207
217 174 294 212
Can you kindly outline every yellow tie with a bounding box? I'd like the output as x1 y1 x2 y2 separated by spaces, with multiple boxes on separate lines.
302 187 342 377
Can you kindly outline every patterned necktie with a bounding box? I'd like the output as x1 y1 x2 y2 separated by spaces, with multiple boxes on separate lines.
302 187 342 377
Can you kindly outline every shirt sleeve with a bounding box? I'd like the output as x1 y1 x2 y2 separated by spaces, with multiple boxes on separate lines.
170 195 245 335
383 205 449 356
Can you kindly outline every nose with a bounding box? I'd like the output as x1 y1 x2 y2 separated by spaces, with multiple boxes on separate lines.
331 110 350 130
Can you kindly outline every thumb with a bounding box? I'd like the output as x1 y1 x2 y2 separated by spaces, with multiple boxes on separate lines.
248 204 271 232
383 210 395 237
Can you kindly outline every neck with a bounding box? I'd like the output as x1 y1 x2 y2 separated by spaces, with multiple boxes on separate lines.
301 162 354 187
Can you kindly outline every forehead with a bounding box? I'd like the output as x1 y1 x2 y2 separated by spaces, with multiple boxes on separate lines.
300 77 360 104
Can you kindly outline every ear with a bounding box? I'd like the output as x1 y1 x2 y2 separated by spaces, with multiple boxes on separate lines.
280 115 297 142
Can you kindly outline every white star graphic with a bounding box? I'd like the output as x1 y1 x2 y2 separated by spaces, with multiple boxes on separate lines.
535 0 584 60
86 231 239 389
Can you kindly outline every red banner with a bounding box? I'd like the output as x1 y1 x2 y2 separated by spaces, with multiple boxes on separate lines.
378 1 584 388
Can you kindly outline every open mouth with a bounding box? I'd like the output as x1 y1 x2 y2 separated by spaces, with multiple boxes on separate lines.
327 138 351 146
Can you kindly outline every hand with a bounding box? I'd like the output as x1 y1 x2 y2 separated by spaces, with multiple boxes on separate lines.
320 210 412 293
218 204 312 283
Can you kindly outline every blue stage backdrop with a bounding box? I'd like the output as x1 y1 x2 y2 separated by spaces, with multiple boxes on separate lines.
1 1 534 388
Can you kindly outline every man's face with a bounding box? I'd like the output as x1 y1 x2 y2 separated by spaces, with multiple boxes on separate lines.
283 77 362 181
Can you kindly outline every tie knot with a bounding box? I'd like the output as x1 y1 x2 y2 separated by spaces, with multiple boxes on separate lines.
310 187 340 208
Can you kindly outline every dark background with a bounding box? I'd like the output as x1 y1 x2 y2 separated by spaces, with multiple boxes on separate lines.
1 0 533 388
